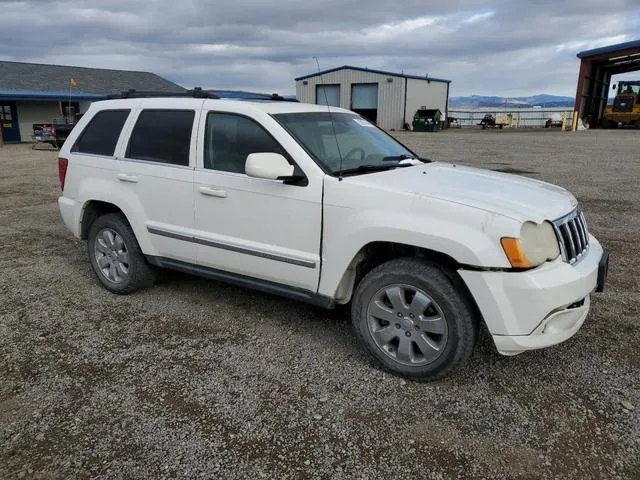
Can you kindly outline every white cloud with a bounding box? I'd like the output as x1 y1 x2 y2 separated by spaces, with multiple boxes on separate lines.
0 0 637 96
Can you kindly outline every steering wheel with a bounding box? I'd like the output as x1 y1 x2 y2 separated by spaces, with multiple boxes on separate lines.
343 147 365 162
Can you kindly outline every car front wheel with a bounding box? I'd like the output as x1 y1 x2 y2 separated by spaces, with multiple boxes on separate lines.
351 258 478 379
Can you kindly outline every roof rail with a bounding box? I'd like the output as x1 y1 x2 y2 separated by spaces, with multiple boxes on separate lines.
206 90 299 102
106 87 219 100
266 93 299 102
105 87 299 102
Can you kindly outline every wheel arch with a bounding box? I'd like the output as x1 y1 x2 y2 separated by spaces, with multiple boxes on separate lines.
80 200 125 240
78 198 155 256
330 241 483 324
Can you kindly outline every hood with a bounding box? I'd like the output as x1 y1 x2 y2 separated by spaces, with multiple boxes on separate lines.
347 162 578 223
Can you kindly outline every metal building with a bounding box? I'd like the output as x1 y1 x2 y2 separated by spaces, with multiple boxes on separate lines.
574 39 640 128
294 66 451 130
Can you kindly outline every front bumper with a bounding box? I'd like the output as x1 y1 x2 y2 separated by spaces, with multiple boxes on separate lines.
459 235 608 355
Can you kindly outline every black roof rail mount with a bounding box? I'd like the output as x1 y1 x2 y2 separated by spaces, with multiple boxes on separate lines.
105 87 299 102
106 87 220 100
268 93 299 102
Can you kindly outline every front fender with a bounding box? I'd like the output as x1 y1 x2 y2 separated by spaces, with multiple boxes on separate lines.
318 203 518 298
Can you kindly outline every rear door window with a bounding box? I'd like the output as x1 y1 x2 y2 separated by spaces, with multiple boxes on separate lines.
126 110 195 166
72 109 130 156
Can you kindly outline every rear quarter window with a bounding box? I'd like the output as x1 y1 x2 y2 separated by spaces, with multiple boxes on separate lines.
71 109 130 156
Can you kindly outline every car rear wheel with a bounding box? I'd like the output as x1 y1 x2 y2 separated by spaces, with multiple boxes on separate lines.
87 213 156 294
351 258 478 379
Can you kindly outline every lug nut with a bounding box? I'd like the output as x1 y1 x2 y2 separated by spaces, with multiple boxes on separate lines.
397 312 403 317
405 332 411 337
395 323 401 329
409 313 414 319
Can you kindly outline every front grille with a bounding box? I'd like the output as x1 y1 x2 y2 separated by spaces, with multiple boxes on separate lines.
612 96 634 113
552 209 590 265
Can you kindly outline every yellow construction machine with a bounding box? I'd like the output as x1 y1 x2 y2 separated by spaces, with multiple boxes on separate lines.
602 81 640 128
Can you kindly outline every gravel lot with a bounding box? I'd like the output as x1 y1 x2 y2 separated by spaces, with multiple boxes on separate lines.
1 129 638 479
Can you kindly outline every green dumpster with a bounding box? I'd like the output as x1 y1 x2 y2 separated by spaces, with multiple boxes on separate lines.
412 108 442 132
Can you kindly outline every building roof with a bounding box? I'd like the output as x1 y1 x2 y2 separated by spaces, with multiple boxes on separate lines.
575 39 640 76
577 39 640 59
295 65 451 84
0 60 185 97
0 89 105 101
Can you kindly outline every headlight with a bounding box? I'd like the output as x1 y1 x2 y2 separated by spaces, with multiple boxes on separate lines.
501 221 560 268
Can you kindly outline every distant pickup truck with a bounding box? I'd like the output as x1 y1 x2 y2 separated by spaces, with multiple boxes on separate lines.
52 116 81 146
32 115 84 150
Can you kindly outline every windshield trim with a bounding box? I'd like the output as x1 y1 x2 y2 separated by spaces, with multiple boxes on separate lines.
270 111 422 177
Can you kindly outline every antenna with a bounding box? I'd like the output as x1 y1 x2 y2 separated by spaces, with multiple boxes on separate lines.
313 56 344 181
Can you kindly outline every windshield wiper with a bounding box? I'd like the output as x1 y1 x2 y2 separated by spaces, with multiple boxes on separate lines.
382 154 414 162
382 154 431 163
336 162 416 176
336 164 400 176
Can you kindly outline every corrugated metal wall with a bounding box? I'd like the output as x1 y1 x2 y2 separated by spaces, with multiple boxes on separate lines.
295 68 449 130
404 79 449 123
296 69 407 129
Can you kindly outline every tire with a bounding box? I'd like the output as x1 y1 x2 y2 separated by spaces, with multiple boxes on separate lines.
351 258 478 380
87 213 156 294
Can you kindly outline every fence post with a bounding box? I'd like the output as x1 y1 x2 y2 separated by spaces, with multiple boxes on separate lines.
572 111 579 133
561 112 567 133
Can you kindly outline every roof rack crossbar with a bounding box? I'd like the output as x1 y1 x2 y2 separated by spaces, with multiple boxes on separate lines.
266 93 299 102
106 87 220 100
105 87 299 102
208 91 299 102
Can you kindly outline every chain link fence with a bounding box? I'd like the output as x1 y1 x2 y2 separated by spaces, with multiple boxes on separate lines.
448 108 575 129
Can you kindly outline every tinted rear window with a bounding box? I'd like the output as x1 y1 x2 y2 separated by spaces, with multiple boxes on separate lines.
126 110 195 166
72 109 130 156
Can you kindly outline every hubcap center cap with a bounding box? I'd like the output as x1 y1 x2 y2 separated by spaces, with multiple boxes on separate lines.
400 317 414 331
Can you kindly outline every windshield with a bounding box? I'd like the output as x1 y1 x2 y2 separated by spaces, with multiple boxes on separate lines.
273 112 419 174
617 82 640 95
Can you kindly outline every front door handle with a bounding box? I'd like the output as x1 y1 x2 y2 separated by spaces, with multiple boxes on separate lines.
199 186 227 198
116 173 139 183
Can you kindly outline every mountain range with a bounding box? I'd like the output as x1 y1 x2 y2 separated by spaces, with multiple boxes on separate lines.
449 94 575 108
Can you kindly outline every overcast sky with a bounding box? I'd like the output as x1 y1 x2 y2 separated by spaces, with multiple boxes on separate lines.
1 0 639 97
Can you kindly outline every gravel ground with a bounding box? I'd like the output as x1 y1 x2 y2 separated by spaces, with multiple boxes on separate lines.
1 129 638 479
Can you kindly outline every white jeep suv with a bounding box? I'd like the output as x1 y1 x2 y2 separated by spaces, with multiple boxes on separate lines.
57 89 609 379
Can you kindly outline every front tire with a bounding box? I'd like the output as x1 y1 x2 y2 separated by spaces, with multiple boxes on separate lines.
87 213 156 294
351 258 478 379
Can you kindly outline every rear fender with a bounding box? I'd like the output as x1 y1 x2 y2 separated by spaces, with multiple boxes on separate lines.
77 179 157 256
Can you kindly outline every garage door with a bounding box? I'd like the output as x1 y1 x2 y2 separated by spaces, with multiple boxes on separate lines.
351 83 378 109
316 85 340 107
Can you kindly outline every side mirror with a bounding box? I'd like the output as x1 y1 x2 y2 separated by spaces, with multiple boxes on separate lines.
245 152 294 180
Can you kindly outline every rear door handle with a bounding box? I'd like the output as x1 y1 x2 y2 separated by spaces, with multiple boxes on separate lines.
199 186 227 198
116 173 139 183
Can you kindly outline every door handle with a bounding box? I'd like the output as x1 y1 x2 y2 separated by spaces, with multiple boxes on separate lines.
116 173 139 183
199 186 227 198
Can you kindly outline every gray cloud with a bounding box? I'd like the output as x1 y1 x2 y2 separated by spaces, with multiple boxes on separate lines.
0 0 638 96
